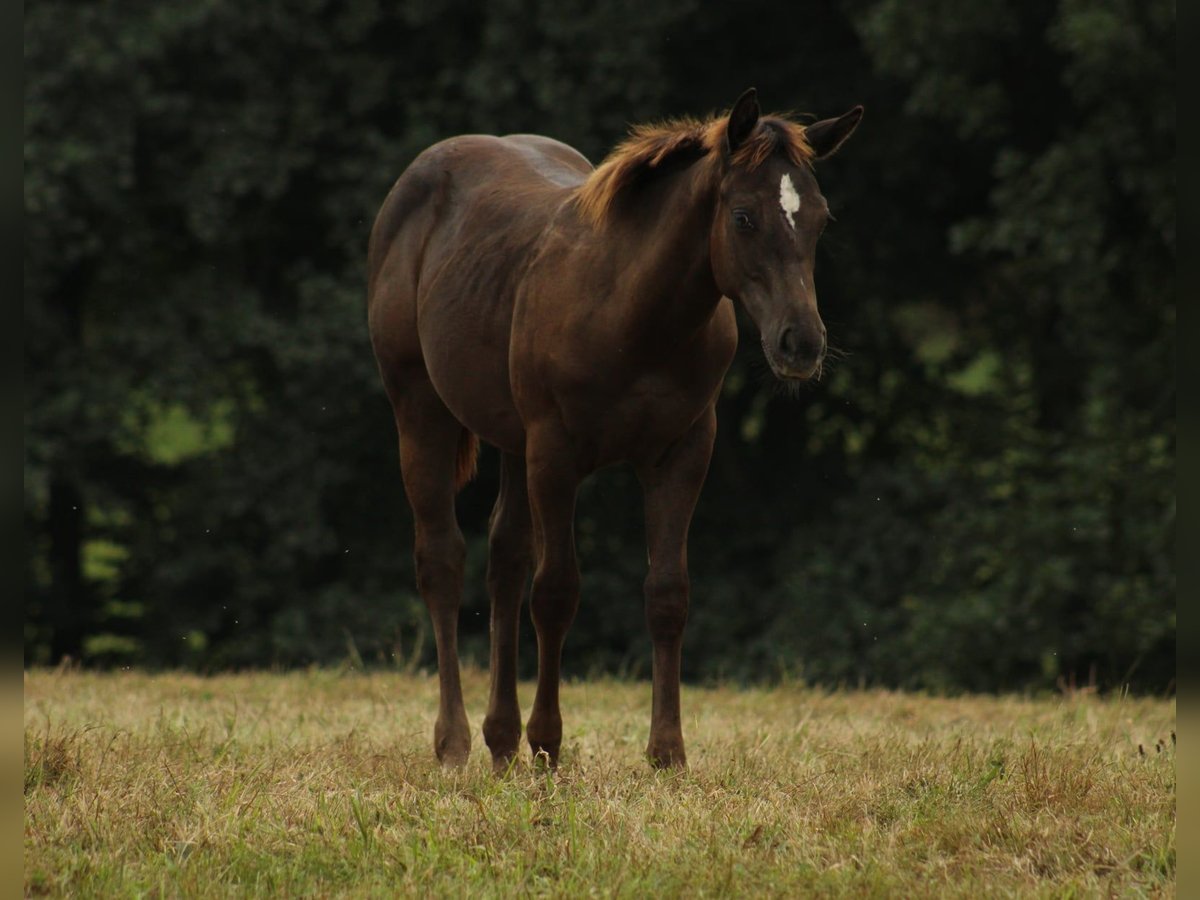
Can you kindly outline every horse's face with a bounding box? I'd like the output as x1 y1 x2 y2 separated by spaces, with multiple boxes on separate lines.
712 158 831 380
709 92 862 382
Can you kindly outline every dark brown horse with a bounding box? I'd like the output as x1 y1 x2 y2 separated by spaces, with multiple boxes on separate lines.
367 89 861 771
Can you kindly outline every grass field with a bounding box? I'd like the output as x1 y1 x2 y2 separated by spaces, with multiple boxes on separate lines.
24 668 1175 897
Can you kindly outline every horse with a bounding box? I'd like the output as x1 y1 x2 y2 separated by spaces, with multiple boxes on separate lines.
367 88 861 771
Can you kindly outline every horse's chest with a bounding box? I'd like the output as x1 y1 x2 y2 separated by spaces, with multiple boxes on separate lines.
566 352 728 467
618 384 712 458
515 295 738 468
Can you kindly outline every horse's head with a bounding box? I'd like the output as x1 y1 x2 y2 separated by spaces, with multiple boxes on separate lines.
709 89 862 382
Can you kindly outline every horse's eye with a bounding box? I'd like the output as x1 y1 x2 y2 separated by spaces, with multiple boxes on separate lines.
733 210 755 232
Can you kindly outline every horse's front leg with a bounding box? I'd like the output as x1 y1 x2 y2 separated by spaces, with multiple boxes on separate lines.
524 424 581 768
637 408 717 769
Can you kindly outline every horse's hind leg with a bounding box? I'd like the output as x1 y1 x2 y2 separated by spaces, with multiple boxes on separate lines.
482 452 531 773
391 376 473 767
523 425 582 768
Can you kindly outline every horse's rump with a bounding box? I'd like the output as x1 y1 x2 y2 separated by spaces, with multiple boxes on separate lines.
368 135 592 453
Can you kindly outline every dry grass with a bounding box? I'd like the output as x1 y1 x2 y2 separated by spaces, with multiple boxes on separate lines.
24 669 1175 897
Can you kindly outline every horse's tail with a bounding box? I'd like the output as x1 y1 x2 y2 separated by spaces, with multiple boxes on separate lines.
455 429 479 491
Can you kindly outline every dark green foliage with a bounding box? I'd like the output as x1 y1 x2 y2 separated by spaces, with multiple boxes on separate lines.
25 0 1173 691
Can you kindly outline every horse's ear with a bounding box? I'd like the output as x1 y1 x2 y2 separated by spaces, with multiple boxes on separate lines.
804 105 864 160
726 88 760 154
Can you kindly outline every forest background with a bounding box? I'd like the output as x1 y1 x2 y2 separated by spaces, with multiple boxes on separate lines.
24 0 1175 692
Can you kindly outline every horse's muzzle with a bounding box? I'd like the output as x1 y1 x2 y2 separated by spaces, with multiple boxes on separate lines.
766 324 826 381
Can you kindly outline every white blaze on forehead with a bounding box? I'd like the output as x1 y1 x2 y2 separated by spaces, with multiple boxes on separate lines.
779 173 801 229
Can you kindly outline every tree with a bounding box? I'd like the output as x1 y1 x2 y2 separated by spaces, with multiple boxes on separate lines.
25 0 1173 691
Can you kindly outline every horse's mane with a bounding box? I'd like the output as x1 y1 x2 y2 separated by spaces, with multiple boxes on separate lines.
573 113 814 225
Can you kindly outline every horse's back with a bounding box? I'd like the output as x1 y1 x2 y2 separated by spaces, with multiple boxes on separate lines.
502 134 594 188
368 134 591 452
370 135 587 262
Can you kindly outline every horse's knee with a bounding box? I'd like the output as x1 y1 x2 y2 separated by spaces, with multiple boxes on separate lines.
645 570 689 641
530 567 580 632
486 525 530 594
414 529 466 597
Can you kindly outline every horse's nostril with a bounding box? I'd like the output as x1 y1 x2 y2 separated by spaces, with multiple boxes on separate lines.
779 325 824 365
779 326 799 359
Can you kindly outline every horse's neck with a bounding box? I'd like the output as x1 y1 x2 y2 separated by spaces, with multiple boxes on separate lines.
605 161 722 341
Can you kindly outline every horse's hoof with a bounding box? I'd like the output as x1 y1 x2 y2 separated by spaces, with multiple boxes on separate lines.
434 720 471 768
647 743 687 770
490 752 519 776
483 715 522 774
529 743 560 770
436 745 471 769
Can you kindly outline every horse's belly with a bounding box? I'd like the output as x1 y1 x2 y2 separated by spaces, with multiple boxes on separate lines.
433 368 525 455
419 293 525 455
